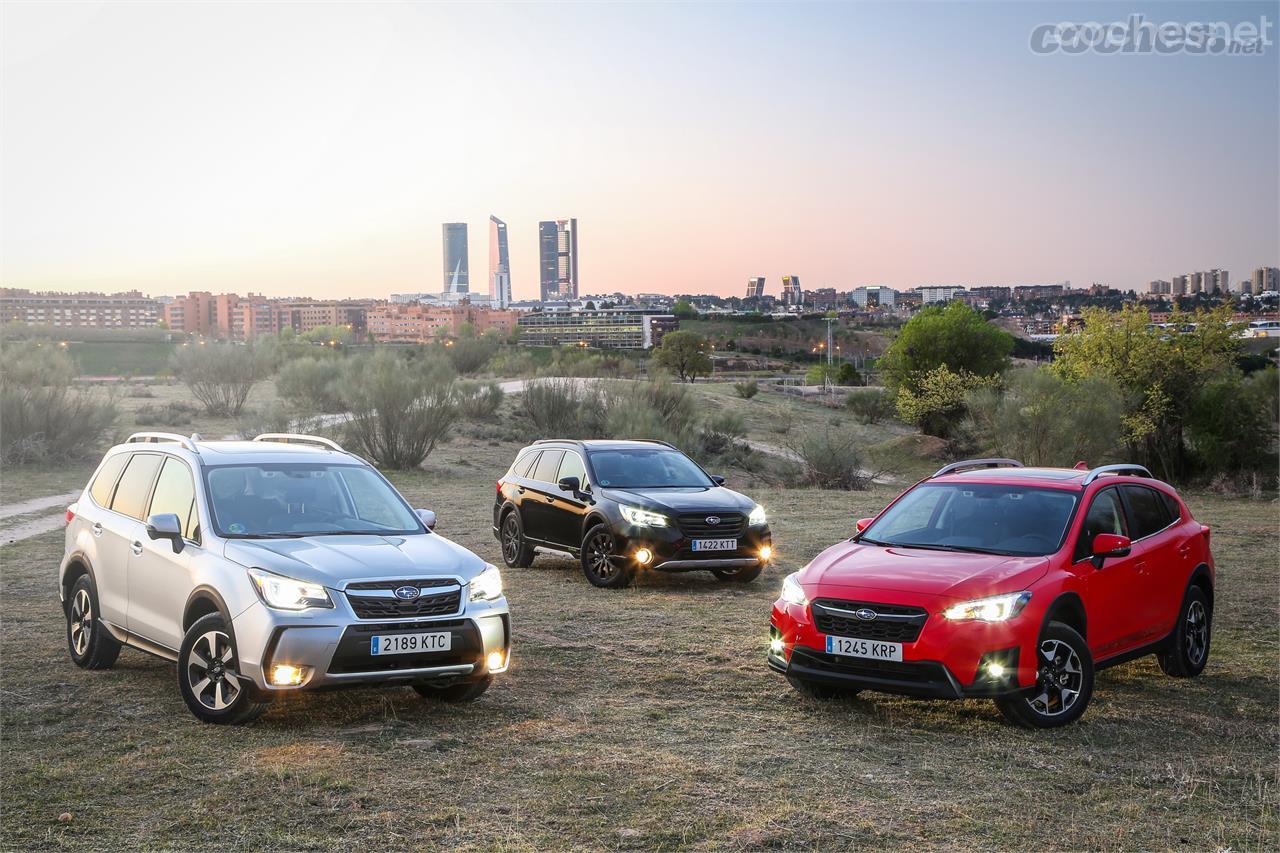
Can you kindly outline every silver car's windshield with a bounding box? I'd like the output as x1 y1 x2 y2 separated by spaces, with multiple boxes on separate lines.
204 463 422 537
860 483 1078 557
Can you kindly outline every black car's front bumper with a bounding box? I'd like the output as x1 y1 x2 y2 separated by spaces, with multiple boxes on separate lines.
623 526 772 572
769 646 1022 699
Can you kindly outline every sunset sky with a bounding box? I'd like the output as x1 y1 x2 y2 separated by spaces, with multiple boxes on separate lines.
2 1 1277 300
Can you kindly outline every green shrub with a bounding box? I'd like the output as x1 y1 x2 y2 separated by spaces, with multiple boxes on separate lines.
521 378 592 437
787 428 873 490
1 346 117 465
336 351 457 469
845 388 894 424
276 357 344 412
457 381 504 420
896 365 999 439
172 343 271 417
1187 368 1278 482
878 301 1013 392
134 401 201 427
733 380 759 399
445 333 500 375
234 402 300 440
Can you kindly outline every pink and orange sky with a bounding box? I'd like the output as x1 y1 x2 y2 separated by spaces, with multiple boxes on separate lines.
2 1 1277 300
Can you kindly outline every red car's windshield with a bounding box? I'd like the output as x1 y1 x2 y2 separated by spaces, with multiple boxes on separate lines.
860 483 1079 557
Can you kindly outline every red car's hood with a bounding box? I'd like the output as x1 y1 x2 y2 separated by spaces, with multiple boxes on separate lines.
802 541 1050 602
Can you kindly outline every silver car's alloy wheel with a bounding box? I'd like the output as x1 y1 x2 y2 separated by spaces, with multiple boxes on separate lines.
69 588 92 657
1185 600 1209 665
186 630 243 712
585 532 617 579
1027 638 1083 717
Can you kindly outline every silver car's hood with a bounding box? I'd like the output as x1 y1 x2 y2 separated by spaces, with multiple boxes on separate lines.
222 532 488 589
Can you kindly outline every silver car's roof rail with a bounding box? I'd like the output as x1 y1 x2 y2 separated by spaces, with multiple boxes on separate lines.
126 432 199 452
930 458 1023 479
253 433 345 452
1082 464 1153 485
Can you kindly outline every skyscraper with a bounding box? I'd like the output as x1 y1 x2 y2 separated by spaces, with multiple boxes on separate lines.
442 223 469 295
781 275 802 305
538 219 578 301
745 277 765 299
488 216 512 308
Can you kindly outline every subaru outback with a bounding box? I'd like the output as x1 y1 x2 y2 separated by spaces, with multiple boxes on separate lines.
60 432 510 724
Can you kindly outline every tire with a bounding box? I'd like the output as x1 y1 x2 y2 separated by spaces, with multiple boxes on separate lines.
786 675 857 700
499 510 535 569
65 574 121 670
1157 584 1211 677
414 676 492 703
580 524 633 589
712 564 763 583
177 613 271 725
995 621 1094 729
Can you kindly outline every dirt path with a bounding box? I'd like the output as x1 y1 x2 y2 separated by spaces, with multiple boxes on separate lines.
0 491 80 545
0 491 80 520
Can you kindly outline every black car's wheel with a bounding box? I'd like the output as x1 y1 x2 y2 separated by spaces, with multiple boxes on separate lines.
414 675 492 703
66 574 121 670
786 675 857 700
995 621 1094 728
580 524 633 589
499 511 535 568
1158 584 1211 677
177 613 271 725
711 563 762 583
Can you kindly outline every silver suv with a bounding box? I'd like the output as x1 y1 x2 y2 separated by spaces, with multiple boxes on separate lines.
59 432 510 724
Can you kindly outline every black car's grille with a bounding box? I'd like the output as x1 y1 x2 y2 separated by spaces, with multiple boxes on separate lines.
677 512 746 538
327 619 478 674
345 582 462 620
811 599 928 643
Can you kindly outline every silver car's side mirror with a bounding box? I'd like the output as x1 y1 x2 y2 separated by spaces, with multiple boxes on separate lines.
416 509 437 531
145 512 184 553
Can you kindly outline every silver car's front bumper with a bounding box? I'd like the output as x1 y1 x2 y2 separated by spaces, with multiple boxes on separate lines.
232 593 511 692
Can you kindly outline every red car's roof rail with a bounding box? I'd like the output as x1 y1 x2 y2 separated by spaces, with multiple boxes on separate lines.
1081 464 1153 485
930 458 1023 478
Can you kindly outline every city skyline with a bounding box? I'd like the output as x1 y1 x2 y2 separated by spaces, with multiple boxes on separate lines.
2 2 1276 299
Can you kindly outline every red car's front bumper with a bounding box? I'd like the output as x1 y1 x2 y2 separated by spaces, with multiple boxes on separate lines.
768 589 1041 698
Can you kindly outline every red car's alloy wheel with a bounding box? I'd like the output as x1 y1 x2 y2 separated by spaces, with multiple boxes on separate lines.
1027 638 1084 717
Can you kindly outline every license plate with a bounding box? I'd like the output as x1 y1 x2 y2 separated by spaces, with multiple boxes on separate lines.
692 538 737 551
370 632 451 656
825 635 903 662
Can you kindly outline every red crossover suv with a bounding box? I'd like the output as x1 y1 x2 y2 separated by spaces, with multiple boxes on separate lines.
768 460 1215 727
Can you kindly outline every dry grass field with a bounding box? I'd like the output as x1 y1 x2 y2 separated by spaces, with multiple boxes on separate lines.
1 384 1276 850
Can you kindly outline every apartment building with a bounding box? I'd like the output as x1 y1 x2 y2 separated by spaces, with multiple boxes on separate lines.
1 288 161 328
366 303 518 343
516 306 675 349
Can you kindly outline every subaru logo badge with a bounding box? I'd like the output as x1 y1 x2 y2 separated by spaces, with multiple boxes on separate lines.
706 516 721 525
393 585 421 601
855 608 877 621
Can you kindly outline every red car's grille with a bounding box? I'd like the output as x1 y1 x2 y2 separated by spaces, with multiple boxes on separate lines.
811 599 928 643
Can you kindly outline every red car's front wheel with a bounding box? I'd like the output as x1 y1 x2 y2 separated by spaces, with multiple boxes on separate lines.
995 621 1094 728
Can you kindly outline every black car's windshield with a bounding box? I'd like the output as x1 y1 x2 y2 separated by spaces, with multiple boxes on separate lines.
205 463 422 537
588 449 713 489
860 483 1078 557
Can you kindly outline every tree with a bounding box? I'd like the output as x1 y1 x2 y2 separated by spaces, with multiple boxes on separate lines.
172 343 271 417
878 302 1014 392
895 365 999 439
653 330 712 382
672 299 697 320
337 351 457 469
299 324 352 345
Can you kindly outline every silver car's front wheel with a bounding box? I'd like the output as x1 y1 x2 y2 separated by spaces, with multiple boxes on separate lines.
177 613 270 724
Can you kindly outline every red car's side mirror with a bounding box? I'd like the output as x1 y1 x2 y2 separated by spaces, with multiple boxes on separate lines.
1090 533 1131 567
855 517 875 533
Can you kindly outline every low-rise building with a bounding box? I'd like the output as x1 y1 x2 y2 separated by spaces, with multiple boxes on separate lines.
2 288 161 329
516 306 675 349
366 302 517 343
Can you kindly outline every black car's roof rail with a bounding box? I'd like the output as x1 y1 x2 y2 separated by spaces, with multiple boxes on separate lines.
1081 464 1153 485
253 433 345 453
930 458 1023 478
126 432 200 452
532 438 675 449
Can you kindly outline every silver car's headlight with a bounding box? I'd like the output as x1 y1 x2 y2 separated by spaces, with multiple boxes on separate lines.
247 568 333 611
619 504 668 527
748 504 767 526
942 591 1031 622
780 571 808 607
469 564 503 602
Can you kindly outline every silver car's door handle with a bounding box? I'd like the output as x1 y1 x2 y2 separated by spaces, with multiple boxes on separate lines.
130 540 143 556
91 523 103 536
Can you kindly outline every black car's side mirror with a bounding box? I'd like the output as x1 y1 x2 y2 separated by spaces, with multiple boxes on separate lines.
557 476 581 493
145 512 184 553
711 475 726 486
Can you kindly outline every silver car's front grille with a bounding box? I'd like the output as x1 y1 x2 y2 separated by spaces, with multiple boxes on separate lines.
344 579 463 620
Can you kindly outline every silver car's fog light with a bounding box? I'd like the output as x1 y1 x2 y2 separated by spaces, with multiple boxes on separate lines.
270 664 309 686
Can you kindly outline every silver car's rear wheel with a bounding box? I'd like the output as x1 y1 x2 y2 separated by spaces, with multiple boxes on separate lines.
69 588 92 657
65 574 120 670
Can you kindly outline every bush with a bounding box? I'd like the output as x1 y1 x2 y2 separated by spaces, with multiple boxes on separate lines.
733 380 759 399
234 402 299 440
1 346 117 465
895 366 999 439
445 333 500 375
845 388 894 424
336 351 457 469
172 343 270 417
805 363 862 387
276 357 345 413
962 368 1125 467
521 378 592 437
134 401 201 428
125 384 156 398
1186 368 1278 482
457 381 504 420
879 302 1013 392
787 429 874 490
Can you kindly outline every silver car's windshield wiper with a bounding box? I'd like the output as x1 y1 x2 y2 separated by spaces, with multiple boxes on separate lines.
229 533 304 539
